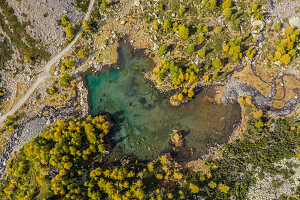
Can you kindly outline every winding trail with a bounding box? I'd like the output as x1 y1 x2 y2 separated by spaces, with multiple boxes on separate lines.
0 0 96 124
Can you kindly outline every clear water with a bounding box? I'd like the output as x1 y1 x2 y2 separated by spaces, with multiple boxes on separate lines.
86 41 241 161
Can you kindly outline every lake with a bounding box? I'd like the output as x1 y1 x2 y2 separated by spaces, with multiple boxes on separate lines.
85 41 241 162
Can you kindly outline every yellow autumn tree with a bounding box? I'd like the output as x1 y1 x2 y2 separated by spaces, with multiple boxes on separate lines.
177 93 184 101
65 24 75 36
189 183 199 193
280 54 291 64
178 24 189 39
218 183 230 193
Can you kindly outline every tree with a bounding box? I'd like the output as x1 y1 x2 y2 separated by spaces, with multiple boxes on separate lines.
280 54 291 64
274 22 281 31
177 93 183 101
198 34 205 44
223 45 229 52
61 73 70 86
218 184 230 193
205 0 217 10
65 24 75 36
189 183 199 193
187 44 195 54
208 181 217 188
178 7 186 15
254 119 264 128
198 49 206 58
163 20 171 30
65 57 75 68
284 26 293 35
188 90 194 98
77 50 85 59
212 58 223 68
223 8 232 19
222 0 232 9
83 20 91 34
61 16 70 26
178 24 189 39
159 44 168 55
102 0 108 9
252 4 258 11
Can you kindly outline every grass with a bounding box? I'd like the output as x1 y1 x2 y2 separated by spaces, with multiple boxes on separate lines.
232 65 272 96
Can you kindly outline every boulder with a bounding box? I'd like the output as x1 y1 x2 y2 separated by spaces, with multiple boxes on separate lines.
289 17 300 28
133 0 140 7
252 20 265 34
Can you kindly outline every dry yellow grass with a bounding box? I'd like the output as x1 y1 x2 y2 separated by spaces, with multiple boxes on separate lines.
255 64 274 82
232 65 272 96
271 100 285 109
273 79 285 99
282 76 300 102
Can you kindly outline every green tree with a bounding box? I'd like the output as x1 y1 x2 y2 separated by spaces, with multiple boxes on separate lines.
77 50 85 59
178 6 186 15
159 44 168 55
205 0 217 10
198 49 206 58
187 44 195 54
223 8 232 19
65 57 75 68
212 58 223 68
61 73 70 86
163 19 171 30
102 0 108 9
198 34 205 44
274 22 281 31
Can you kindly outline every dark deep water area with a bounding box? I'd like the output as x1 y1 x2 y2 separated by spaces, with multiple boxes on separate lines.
85 41 241 162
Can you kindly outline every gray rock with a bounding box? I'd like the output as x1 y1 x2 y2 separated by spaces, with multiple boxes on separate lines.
289 17 300 28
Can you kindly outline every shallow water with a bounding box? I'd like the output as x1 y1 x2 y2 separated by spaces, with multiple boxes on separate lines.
86 41 241 161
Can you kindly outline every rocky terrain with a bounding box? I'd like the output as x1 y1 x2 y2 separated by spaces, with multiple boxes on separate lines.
6 0 83 55
247 158 300 200
0 97 80 178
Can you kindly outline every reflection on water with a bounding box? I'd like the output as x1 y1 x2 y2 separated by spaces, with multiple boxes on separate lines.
86 41 241 161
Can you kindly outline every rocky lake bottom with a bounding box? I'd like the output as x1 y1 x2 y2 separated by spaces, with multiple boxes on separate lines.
85 41 242 162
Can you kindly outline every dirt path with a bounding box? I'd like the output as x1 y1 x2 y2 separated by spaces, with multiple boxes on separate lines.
0 0 96 124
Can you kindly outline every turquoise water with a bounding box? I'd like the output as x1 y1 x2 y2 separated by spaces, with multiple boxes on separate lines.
86 42 241 161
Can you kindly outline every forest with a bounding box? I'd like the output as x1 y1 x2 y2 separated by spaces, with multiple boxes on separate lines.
0 114 298 199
